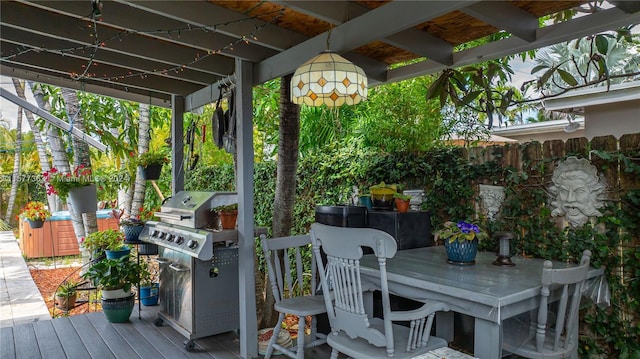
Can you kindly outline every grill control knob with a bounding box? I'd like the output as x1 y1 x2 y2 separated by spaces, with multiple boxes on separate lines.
158 232 166 239
187 240 198 249
175 236 185 245
151 229 159 238
166 234 175 242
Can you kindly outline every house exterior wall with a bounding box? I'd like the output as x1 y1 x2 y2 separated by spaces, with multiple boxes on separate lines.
585 100 640 140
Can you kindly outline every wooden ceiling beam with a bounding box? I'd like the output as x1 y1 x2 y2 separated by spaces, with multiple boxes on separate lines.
279 0 453 65
461 2 538 42
117 0 308 52
387 7 640 85
5 1 234 76
255 0 478 84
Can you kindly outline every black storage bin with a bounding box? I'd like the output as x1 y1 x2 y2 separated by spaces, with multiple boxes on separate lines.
367 210 433 249
315 205 367 228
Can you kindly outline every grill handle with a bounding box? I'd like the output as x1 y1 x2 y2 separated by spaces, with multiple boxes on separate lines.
169 263 190 273
154 212 192 221
155 257 171 264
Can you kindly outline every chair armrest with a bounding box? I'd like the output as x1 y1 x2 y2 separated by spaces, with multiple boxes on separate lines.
388 301 450 322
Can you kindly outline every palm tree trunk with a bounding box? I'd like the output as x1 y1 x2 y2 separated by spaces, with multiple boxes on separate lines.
4 100 22 223
260 75 301 329
61 88 99 265
131 103 150 219
29 82 65 212
12 79 56 211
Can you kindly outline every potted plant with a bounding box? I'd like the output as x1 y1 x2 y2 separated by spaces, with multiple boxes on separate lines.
54 280 78 311
357 187 373 209
393 193 411 213
138 260 159 306
436 221 489 265
82 256 143 323
82 229 128 261
212 203 238 229
370 182 397 210
19 201 51 229
43 164 96 213
137 150 169 180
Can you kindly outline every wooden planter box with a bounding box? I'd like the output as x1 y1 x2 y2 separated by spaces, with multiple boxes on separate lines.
18 209 119 259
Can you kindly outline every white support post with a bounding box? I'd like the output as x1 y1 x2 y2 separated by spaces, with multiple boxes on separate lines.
235 58 258 358
171 95 185 195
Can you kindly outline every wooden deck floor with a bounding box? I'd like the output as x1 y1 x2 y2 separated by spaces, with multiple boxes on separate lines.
0 305 334 359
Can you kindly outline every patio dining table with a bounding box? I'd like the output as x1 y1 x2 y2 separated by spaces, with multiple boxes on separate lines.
359 246 607 359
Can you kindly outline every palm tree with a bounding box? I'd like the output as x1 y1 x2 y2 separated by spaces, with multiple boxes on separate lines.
130 103 150 218
3 97 21 223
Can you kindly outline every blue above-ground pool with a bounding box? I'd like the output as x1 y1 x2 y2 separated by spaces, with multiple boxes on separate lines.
49 209 115 221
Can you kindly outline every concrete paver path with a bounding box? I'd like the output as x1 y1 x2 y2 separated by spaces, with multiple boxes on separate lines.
0 231 50 328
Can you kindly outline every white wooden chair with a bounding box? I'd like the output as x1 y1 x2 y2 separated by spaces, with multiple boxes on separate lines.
310 223 450 359
260 234 327 359
502 250 592 359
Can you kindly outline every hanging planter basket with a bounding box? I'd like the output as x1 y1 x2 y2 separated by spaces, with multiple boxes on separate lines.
27 219 45 229
68 184 98 213
140 164 163 180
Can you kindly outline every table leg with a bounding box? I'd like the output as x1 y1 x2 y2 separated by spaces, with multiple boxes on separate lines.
435 311 454 342
474 318 501 359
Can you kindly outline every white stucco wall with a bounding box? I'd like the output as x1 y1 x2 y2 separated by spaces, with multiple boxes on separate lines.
585 100 640 140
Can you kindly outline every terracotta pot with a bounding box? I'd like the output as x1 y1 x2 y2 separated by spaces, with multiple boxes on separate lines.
218 211 238 229
55 293 77 311
394 198 410 213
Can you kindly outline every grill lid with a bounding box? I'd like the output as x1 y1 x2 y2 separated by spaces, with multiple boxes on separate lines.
157 191 236 228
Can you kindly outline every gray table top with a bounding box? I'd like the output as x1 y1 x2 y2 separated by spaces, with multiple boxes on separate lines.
359 246 605 309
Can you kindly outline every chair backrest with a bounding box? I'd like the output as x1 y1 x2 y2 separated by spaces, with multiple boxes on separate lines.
535 250 591 354
310 223 398 349
260 234 317 303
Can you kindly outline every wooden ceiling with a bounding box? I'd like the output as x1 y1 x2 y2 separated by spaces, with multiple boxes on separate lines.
1 0 638 110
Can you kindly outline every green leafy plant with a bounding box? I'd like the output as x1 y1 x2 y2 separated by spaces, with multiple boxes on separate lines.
137 151 169 167
138 260 157 287
43 165 93 202
82 229 126 254
82 256 143 292
18 201 51 221
212 203 238 213
437 221 489 243
55 280 78 297
393 193 411 201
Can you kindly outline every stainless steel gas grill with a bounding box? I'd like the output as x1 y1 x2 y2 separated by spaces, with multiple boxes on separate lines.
138 191 240 351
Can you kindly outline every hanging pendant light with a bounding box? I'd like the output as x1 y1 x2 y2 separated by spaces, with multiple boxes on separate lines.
290 51 368 107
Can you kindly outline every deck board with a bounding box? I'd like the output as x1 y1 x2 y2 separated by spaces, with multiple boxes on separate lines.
2 303 339 358
51 317 92 358
32 320 66 359
86 312 142 358
1 326 16 359
69 314 116 358
13 322 41 358
127 310 209 359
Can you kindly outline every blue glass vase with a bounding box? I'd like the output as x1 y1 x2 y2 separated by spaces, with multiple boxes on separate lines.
444 238 478 265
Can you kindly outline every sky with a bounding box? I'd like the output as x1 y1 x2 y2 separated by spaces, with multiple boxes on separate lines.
1 76 37 132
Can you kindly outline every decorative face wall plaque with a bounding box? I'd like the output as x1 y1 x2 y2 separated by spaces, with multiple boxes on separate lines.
549 156 606 227
479 184 505 221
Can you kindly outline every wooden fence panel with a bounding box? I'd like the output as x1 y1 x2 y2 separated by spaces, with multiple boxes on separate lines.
590 135 619 200
619 133 640 191
565 137 588 156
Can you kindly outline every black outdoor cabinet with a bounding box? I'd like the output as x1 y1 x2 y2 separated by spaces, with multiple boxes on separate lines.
367 210 433 250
